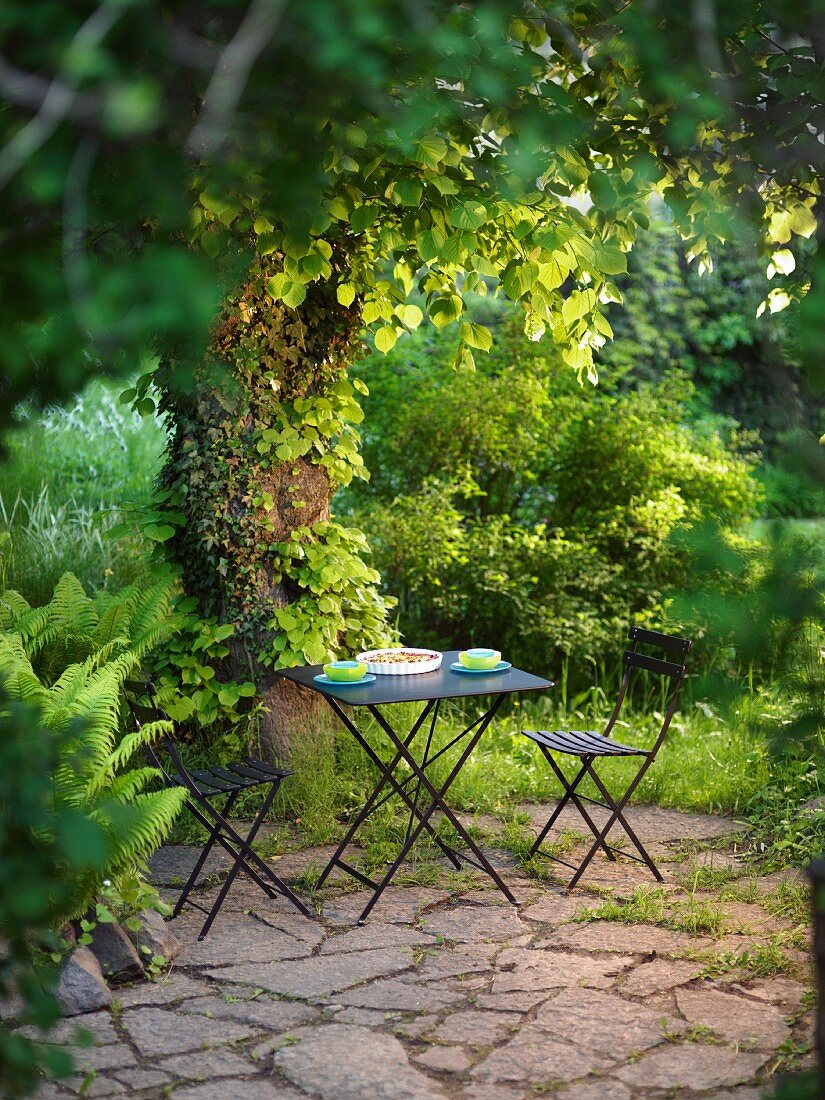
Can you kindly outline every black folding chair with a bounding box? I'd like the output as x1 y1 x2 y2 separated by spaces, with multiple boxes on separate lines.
124 680 311 938
521 627 692 890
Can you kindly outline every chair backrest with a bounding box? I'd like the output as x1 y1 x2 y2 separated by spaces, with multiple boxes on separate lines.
123 678 193 792
603 626 692 752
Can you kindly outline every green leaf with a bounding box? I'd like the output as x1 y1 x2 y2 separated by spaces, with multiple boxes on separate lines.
413 135 448 169
283 280 308 308
337 283 356 307
144 523 176 542
562 288 597 326
788 204 817 238
395 304 424 329
350 203 380 233
416 228 445 263
391 178 423 206
594 243 628 275
429 294 464 327
375 326 398 353
442 231 475 265
449 201 487 231
460 321 493 351
501 260 539 300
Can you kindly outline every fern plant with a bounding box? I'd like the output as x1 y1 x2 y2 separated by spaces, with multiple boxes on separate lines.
0 571 186 919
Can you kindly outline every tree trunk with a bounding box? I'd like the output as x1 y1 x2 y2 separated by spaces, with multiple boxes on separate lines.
157 252 387 760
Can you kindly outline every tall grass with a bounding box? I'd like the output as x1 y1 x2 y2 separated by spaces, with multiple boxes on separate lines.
0 379 163 600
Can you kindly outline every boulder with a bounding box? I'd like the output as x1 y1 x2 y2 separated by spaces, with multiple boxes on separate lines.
128 909 180 965
88 922 144 984
57 947 111 1016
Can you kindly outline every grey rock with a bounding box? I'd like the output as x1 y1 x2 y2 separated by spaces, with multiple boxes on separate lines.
176 915 311 967
274 1022 446 1098
331 976 463 1012
154 1046 261 1080
675 986 791 1050
490 947 633 994
121 1005 259 1057
207 945 415 999
87 922 144 983
179 993 317 1030
174 1082 305 1100
56 947 111 1017
115 971 209 1007
113 1067 171 1090
147 843 233 887
420 903 525 943
472 987 673 1084
613 1043 766 1091
415 1045 472 1073
127 908 180 964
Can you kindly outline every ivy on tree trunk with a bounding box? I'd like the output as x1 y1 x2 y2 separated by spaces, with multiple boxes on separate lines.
158 251 393 759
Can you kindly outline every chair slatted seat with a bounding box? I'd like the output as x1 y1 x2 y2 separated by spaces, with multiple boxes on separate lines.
521 626 692 890
124 679 310 938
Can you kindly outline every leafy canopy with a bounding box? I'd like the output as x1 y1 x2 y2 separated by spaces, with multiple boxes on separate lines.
0 1 822 423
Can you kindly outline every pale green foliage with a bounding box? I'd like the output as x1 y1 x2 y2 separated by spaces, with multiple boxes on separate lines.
0 571 185 916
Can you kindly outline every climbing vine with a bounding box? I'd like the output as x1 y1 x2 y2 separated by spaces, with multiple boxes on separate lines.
150 242 393 732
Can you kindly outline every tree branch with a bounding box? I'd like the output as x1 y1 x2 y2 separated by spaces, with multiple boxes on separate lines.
0 0 126 192
185 0 289 159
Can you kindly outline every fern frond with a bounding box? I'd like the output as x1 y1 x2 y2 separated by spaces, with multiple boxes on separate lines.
107 767 164 802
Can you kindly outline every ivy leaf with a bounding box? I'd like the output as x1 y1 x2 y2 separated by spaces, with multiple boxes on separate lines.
460 321 492 351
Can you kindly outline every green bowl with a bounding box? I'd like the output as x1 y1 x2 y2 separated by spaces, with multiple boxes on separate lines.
324 660 368 682
458 648 501 670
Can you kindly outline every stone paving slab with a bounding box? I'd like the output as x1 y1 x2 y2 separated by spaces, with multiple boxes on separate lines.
25 802 814 1099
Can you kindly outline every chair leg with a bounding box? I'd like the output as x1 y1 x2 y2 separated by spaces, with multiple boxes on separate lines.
173 790 241 919
567 757 660 890
583 761 662 881
531 752 615 862
196 783 282 939
183 788 312 920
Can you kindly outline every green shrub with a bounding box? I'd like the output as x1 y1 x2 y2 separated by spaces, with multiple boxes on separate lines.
0 694 112 1098
347 313 762 688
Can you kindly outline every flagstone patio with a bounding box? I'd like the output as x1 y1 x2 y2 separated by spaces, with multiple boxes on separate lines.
34 803 813 1099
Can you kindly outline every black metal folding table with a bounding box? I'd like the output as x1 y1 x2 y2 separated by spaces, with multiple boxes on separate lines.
277 651 553 922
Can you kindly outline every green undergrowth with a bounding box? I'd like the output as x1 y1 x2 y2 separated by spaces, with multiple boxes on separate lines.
574 883 730 936
167 689 823 878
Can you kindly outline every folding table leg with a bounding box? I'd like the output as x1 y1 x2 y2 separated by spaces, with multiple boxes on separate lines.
183 794 312 918
356 697 515 923
315 700 461 889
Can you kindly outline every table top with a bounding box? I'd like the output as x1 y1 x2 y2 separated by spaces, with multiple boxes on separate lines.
276 650 554 706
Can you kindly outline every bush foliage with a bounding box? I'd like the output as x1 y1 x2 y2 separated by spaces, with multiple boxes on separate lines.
346 311 762 686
